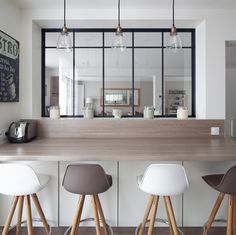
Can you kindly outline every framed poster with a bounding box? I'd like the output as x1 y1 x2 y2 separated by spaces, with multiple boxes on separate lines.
0 30 19 102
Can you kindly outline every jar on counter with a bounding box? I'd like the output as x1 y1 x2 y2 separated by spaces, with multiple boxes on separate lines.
49 106 60 119
177 107 188 119
83 108 94 119
144 106 154 119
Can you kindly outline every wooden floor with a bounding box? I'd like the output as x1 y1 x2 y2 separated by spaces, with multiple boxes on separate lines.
2 226 226 235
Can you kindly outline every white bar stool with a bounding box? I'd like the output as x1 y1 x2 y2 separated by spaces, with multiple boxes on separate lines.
136 164 189 235
0 164 51 235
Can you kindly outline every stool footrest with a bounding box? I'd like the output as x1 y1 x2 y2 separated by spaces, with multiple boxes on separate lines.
64 217 113 235
135 218 184 235
9 218 52 235
203 219 227 235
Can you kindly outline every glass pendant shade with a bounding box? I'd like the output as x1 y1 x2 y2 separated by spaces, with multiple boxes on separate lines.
167 27 182 52
112 26 126 52
57 27 72 53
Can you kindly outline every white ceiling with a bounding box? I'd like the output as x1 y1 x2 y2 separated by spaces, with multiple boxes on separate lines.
11 0 236 10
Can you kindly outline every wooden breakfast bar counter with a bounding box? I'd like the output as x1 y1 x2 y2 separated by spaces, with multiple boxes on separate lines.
0 137 236 161
0 118 235 161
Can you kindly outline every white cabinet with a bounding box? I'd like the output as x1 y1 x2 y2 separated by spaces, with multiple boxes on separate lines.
183 161 236 226
0 161 59 226
118 161 183 227
59 161 118 226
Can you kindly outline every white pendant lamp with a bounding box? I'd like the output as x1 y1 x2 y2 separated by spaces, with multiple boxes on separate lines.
112 0 126 52
57 0 72 53
167 0 182 52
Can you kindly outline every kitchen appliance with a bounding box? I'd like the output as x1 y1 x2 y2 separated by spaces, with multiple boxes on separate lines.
5 120 37 143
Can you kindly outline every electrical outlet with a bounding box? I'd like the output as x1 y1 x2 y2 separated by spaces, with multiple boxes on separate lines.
211 127 220 136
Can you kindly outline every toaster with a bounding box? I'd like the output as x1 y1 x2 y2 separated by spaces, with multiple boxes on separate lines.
5 120 37 143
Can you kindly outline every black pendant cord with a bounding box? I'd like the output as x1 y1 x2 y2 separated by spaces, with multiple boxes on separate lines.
172 0 175 27
64 0 66 27
118 0 121 27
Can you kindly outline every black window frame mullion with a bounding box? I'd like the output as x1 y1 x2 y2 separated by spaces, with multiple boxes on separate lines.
42 28 196 118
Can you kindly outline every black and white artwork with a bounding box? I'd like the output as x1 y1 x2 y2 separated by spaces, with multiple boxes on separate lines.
0 30 19 102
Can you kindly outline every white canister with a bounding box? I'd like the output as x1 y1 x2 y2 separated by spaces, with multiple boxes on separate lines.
49 106 60 119
144 106 154 119
177 107 188 119
83 108 94 119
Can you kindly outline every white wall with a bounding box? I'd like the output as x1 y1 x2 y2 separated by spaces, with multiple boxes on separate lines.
0 0 21 141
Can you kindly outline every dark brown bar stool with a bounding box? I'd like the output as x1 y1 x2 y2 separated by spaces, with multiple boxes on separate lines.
63 164 113 235
202 165 236 235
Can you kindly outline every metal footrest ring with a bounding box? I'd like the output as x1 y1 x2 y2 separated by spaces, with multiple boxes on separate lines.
64 217 113 235
203 219 227 235
9 218 52 235
135 218 184 235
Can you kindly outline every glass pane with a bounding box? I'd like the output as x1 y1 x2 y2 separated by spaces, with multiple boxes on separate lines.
45 32 74 47
104 49 132 117
75 49 103 116
164 49 192 116
164 32 192 47
45 49 73 116
105 32 132 47
134 32 162 47
75 32 102 47
134 49 162 116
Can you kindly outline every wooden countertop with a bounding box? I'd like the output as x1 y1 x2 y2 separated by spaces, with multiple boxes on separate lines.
0 137 236 161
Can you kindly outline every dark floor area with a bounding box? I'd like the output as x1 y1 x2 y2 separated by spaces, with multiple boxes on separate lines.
2 226 226 235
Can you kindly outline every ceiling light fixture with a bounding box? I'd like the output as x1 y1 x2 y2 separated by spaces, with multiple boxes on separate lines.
167 0 182 52
57 0 72 52
112 0 126 52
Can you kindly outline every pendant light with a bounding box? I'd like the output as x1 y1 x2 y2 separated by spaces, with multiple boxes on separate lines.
167 0 182 52
57 0 72 52
112 0 126 52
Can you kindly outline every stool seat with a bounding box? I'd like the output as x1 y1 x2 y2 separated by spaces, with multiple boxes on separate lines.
202 174 224 192
0 164 50 196
203 165 236 195
137 164 189 196
63 164 112 195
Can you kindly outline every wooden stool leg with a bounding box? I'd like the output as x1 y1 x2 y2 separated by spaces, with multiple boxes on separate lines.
31 194 49 234
164 196 178 235
164 196 174 235
2 196 19 235
70 195 85 235
95 195 109 235
25 195 33 235
92 195 101 235
138 195 154 235
227 195 234 235
203 192 225 235
16 196 24 235
233 196 236 235
147 195 159 235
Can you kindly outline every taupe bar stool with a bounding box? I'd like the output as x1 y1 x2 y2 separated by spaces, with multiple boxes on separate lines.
63 164 113 235
202 165 236 235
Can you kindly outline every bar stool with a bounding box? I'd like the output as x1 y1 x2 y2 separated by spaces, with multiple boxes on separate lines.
136 164 189 235
202 165 236 235
0 163 51 235
63 164 113 235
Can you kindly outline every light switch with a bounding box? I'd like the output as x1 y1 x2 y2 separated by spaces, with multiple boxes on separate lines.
211 127 220 135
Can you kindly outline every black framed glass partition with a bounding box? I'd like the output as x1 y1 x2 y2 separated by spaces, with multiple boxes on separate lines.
42 28 195 117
